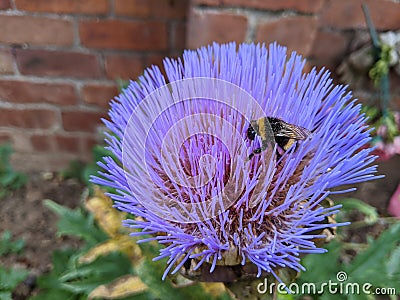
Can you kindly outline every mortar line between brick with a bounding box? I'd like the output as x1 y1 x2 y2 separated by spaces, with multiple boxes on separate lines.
192 5 314 17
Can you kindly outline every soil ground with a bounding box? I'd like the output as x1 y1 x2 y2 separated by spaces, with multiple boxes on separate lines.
0 172 85 299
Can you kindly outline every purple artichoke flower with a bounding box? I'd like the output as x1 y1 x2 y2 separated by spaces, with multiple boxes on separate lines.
92 43 379 283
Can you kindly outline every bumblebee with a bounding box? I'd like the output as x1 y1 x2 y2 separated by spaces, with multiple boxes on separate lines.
247 117 310 160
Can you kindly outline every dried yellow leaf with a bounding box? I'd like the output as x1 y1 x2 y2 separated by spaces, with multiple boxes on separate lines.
88 275 148 299
78 236 142 265
200 282 226 297
85 190 127 237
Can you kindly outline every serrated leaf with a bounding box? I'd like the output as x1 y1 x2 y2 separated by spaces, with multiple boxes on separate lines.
0 266 28 290
36 249 77 291
0 144 26 195
1 231 11 241
59 252 132 294
345 223 400 289
0 291 12 300
0 231 25 255
387 245 400 277
53 248 79 276
88 275 148 299
44 199 108 245
0 172 15 186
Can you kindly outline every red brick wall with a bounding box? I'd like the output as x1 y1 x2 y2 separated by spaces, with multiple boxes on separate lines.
189 0 400 68
1 0 400 171
188 0 400 105
0 0 187 170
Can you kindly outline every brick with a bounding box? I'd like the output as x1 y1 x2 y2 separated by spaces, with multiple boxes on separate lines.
0 0 11 9
0 16 73 46
15 0 109 15
303 60 315 74
192 0 325 13
31 135 53 152
7 131 30 153
15 49 102 78
79 20 168 51
31 134 84 153
187 10 248 49
146 54 167 75
320 0 400 30
147 54 165 68
0 49 14 74
0 109 57 129
11 152 83 172
62 111 106 132
82 83 118 108
171 22 186 51
83 136 98 152
311 30 349 69
255 16 318 57
55 135 81 153
0 80 77 105
191 0 219 5
115 0 188 19
0 132 11 144
105 54 144 80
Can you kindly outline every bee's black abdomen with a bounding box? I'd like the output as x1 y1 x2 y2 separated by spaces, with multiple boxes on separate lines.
274 136 290 150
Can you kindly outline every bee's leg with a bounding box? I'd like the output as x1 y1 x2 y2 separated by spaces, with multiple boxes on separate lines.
260 139 269 152
247 148 262 161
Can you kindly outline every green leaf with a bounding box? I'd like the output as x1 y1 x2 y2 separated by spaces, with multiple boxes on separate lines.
0 172 15 186
36 248 81 292
0 231 25 255
0 291 12 300
116 79 130 92
0 266 28 291
59 252 132 294
59 160 86 181
52 249 78 276
387 245 400 278
276 294 295 300
44 200 108 245
36 251 132 297
135 241 231 300
345 223 400 289
92 145 113 162
0 144 26 198
298 240 342 285
335 198 378 225
82 165 99 185
29 289 77 300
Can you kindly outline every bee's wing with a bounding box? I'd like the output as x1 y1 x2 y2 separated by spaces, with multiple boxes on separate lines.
275 123 310 140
